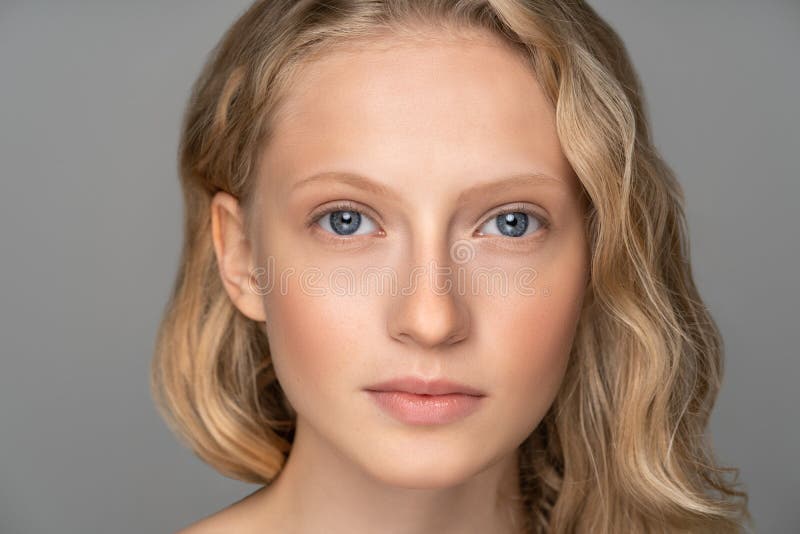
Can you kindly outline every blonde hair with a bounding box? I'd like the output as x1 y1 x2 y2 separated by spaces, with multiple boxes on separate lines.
151 1 752 531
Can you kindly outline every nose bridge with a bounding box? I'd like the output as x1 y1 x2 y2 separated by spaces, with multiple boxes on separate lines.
387 217 470 350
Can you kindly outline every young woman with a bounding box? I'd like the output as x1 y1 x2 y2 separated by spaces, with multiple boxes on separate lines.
151 1 751 532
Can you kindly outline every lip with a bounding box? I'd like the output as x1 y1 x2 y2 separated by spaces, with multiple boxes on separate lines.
364 376 486 425
364 376 486 396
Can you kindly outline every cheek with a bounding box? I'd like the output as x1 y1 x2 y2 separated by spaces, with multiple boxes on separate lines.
491 292 579 398
262 274 371 412
476 244 588 428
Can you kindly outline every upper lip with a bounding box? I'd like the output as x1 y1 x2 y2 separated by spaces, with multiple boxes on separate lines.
365 376 486 396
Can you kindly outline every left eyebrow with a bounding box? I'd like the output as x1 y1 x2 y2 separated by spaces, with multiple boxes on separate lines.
289 171 566 202
456 173 568 205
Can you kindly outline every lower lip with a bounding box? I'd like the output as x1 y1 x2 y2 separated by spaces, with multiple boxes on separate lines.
366 390 484 425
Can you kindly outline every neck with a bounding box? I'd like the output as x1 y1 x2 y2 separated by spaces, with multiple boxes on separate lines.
254 417 528 534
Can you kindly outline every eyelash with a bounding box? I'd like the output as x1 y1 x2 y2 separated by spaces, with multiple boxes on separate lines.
307 200 551 244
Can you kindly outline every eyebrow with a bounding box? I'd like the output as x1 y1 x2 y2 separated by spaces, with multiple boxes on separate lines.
289 171 566 203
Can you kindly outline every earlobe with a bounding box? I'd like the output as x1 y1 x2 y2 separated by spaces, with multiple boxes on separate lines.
210 191 267 322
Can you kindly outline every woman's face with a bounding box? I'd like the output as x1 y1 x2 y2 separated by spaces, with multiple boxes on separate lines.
215 30 589 488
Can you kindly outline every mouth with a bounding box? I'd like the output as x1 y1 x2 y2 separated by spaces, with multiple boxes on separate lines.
364 376 486 425
364 376 486 397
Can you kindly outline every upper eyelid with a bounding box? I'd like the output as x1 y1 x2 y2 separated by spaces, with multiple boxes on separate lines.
483 203 548 224
310 200 382 227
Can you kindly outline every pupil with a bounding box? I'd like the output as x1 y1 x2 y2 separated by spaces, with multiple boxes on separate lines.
330 210 361 235
497 212 528 237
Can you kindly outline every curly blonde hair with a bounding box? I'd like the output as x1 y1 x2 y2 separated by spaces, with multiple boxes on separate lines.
151 1 752 531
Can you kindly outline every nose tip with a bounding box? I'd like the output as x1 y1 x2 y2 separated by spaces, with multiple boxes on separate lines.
387 262 470 350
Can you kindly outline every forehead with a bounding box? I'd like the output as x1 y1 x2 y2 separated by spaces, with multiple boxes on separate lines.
260 30 577 199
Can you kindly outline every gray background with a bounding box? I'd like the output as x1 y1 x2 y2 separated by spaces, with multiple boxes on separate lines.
1 1 797 532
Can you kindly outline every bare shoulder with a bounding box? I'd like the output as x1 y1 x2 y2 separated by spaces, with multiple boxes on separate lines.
175 508 249 534
174 486 273 534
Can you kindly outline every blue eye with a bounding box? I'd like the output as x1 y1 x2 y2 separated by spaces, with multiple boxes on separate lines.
313 202 379 236
477 208 547 238
311 201 549 240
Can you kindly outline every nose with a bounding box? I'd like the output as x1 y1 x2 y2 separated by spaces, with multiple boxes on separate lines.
386 239 471 351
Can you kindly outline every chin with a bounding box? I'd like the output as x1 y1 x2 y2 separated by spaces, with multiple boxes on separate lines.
355 439 492 490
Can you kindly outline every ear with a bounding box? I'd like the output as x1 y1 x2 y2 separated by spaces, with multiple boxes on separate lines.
210 191 266 322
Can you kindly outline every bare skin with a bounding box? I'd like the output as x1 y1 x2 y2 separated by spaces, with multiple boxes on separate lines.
185 27 589 534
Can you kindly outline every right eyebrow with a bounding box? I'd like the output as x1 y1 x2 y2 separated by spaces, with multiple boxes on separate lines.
289 171 401 199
